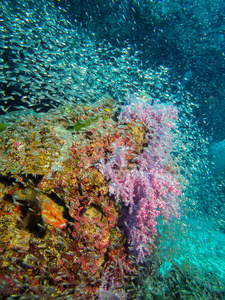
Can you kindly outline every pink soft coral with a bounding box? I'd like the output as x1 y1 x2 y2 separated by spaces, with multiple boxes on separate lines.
98 99 181 262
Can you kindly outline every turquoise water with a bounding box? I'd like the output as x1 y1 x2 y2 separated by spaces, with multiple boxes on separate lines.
0 0 225 299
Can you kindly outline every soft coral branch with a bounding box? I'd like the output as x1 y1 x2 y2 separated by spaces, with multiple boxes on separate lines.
98 100 181 262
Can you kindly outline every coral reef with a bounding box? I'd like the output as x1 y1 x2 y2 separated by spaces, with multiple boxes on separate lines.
0 95 181 298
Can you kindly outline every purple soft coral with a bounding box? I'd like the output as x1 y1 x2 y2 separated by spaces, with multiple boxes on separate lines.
98 98 181 262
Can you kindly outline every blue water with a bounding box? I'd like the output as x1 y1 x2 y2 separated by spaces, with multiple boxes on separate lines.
1 0 225 299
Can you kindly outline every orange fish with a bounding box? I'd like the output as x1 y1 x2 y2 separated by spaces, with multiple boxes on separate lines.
12 187 67 229
37 193 67 229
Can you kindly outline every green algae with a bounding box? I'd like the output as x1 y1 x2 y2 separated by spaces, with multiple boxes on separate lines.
0 123 7 132
68 115 109 131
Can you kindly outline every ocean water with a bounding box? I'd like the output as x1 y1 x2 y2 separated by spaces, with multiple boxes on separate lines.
0 0 225 299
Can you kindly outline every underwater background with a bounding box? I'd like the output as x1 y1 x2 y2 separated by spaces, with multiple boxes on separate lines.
0 0 225 299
